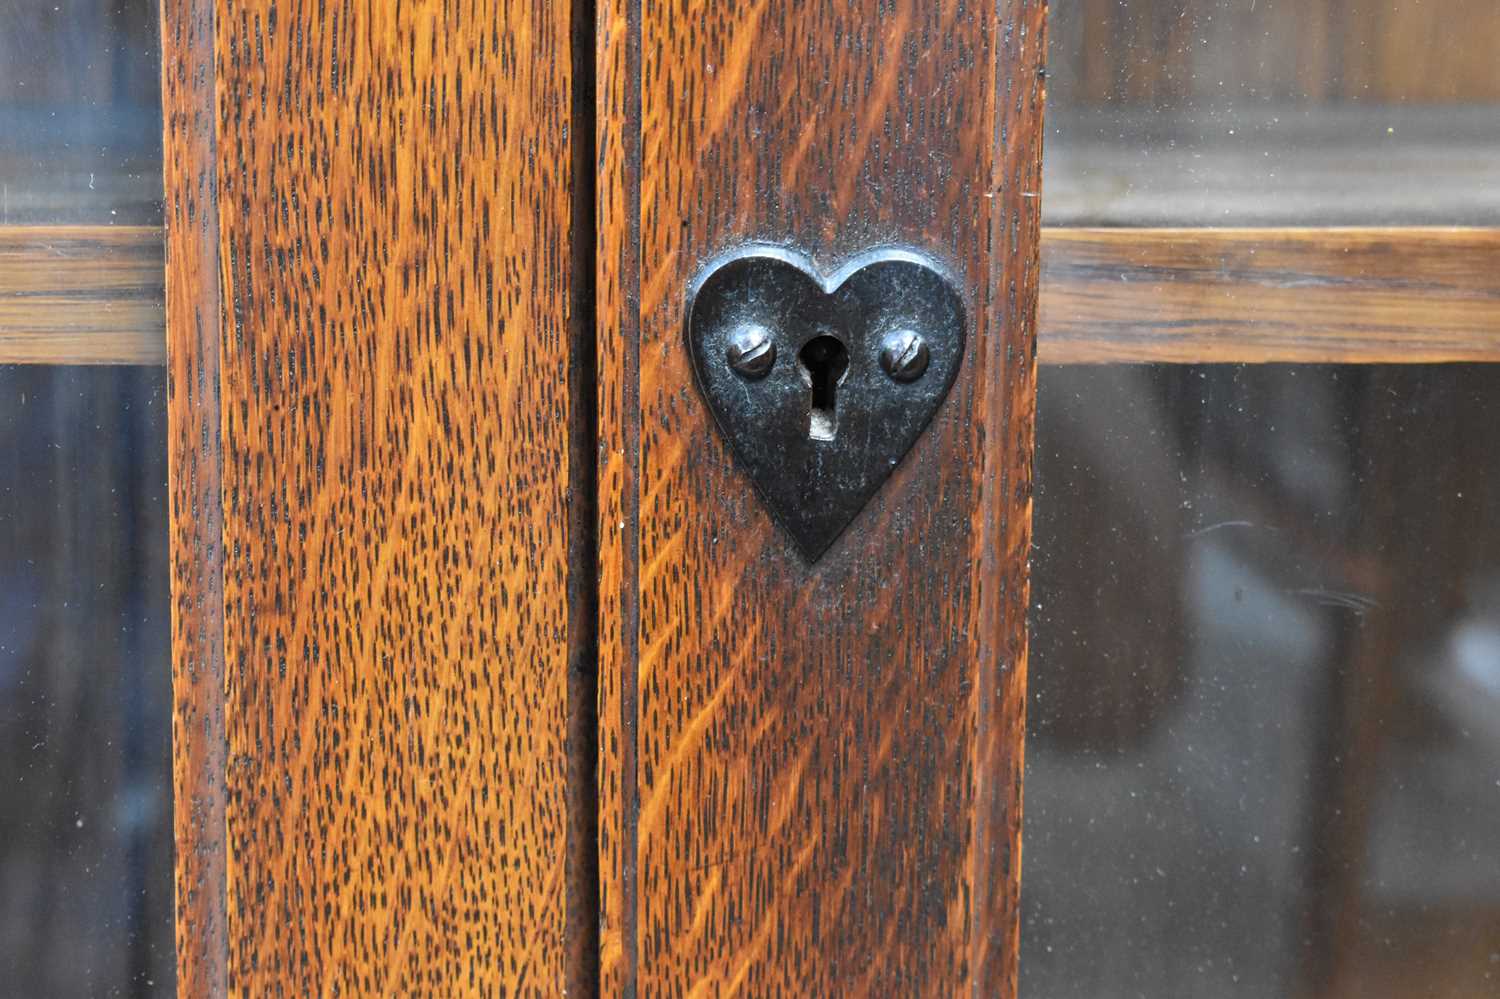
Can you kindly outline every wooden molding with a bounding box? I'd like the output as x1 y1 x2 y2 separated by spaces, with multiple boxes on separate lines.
160 0 225 991
7 226 1500 367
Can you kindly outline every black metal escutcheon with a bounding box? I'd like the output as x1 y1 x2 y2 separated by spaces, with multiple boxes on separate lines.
687 247 966 560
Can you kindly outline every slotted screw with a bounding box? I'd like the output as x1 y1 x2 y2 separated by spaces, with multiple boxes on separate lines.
879 328 930 383
726 324 776 379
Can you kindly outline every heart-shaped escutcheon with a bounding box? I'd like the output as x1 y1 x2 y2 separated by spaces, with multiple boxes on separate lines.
686 247 966 560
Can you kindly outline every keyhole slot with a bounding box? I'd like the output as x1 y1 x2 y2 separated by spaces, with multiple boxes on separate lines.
798 334 850 442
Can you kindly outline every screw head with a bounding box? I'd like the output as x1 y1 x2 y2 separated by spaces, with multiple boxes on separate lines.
726 324 776 379
879 328 930 383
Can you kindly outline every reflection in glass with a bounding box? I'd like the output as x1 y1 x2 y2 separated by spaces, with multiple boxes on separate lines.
1025 365 1500 998
0 2 162 225
1 2 173 993
1045 0 1500 226
0 366 173 995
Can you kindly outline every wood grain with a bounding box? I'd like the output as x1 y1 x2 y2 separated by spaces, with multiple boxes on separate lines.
0 226 164 364
1039 228 1500 364
160 0 227 992
14 225 1500 368
594 0 639 989
162 0 591 993
597 0 1046 994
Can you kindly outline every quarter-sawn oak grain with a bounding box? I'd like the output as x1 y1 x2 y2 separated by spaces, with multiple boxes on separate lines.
597 1 1047 994
162 0 590 993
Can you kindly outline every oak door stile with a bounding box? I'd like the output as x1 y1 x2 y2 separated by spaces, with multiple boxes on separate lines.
597 1 1048 994
161 0 593 993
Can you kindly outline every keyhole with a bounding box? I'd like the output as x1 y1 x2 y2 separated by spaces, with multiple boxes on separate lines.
798 334 850 442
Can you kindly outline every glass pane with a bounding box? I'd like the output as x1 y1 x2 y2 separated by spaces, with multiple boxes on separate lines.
1045 0 1500 225
0 3 173 994
0 366 174 995
0 2 162 224
1024 364 1500 998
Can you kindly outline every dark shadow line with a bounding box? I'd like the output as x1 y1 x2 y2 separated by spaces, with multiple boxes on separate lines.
567 0 602 993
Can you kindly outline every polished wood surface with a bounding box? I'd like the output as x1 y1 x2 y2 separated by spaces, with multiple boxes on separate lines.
593 0 636 989
1039 228 1500 364
160 0 226 992
162 0 591 992
596 0 1045 993
0 226 164 364
14 226 1500 367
